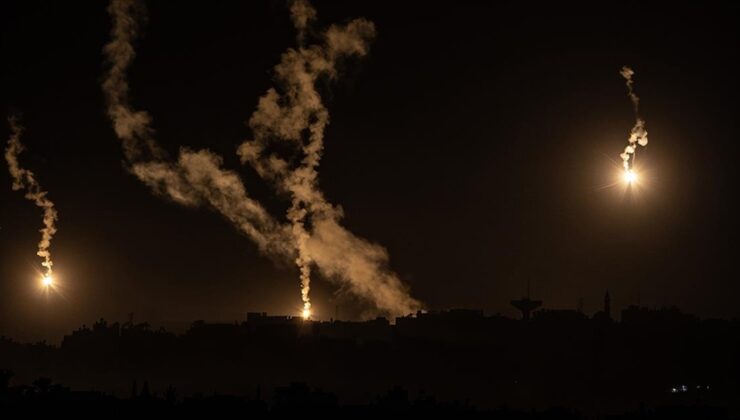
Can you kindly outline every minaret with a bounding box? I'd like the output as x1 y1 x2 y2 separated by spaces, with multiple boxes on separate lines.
604 290 611 320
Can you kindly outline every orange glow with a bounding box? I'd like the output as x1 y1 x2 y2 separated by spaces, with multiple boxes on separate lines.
42 275 53 288
623 169 638 184
302 308 311 320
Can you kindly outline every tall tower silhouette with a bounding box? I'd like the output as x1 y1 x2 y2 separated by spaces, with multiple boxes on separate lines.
510 280 542 320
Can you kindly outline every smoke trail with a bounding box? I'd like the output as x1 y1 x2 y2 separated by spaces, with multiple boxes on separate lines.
238 0 422 317
619 66 648 171
102 0 162 162
130 152 292 254
289 0 316 46
103 0 421 318
5 116 58 277
103 0 290 256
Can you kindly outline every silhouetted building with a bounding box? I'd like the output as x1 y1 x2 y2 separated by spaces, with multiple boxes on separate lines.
2 303 738 417
314 317 391 342
245 312 311 339
510 298 542 320
620 305 699 328
394 309 500 340
532 309 588 323
592 290 614 323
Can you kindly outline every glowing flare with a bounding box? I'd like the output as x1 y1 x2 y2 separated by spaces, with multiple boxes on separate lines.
623 170 637 184
302 307 311 320
42 275 53 287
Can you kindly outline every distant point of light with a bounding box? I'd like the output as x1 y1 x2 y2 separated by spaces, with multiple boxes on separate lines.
42 275 53 288
623 169 638 184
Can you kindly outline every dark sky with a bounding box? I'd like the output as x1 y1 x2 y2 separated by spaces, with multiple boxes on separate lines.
1 0 738 342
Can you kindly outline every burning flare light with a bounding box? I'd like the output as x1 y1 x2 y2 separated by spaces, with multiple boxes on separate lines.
623 169 638 184
4 116 59 281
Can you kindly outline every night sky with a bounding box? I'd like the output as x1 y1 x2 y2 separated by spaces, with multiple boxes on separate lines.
2 0 738 342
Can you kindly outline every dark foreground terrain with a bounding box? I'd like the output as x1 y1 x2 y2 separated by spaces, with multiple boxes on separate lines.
2 306 738 418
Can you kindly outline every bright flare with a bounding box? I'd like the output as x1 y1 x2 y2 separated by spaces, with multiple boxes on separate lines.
623 170 637 184
42 275 53 288
302 307 311 320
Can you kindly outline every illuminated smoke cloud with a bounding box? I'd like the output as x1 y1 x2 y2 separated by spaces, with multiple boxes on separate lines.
289 0 317 45
619 66 649 171
102 0 289 255
130 153 291 254
4 116 58 276
102 0 161 161
103 0 421 318
238 0 421 317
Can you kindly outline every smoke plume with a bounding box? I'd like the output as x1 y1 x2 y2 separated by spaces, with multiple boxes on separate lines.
5 116 58 276
103 0 421 318
103 0 290 256
619 66 648 171
238 0 421 317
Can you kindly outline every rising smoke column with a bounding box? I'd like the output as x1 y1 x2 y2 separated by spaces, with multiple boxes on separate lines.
619 66 649 171
238 0 422 317
103 0 421 318
5 117 58 278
